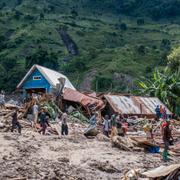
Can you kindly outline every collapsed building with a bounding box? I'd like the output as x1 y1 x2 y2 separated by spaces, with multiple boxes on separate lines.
16 65 172 118
102 94 172 118
62 88 104 117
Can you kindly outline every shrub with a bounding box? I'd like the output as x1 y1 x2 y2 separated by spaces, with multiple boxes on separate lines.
40 13 44 19
137 45 146 55
24 14 36 21
137 18 144 25
71 9 78 18
161 39 171 50
92 76 112 92
120 23 127 31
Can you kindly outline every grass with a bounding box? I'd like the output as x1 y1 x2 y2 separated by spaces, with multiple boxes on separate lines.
0 0 180 91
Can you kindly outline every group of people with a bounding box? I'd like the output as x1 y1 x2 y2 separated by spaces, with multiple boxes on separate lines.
155 105 174 161
155 105 168 120
11 101 69 136
9 98 175 162
89 110 174 162
32 102 69 136
89 112 128 138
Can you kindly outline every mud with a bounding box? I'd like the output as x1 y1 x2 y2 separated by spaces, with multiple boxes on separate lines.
0 127 179 180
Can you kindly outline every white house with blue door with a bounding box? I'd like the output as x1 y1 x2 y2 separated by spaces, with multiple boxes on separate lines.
17 64 75 95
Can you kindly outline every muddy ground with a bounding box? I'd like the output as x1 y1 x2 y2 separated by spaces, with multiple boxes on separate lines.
0 125 179 180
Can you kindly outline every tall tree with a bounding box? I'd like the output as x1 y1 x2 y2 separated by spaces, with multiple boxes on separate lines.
167 46 180 72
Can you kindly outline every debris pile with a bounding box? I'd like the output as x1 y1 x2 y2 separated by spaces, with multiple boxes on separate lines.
0 88 179 180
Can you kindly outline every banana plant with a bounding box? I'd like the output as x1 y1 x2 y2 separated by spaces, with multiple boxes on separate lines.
138 69 180 115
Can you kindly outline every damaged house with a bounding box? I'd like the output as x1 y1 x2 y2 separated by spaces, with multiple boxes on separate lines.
103 94 172 118
17 64 75 95
62 88 104 117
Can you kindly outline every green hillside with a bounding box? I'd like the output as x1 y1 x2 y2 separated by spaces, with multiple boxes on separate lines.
0 0 180 92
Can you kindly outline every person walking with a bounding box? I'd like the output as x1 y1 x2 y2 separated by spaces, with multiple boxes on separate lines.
89 112 98 128
155 105 161 120
0 90 5 109
103 115 110 137
162 120 174 161
61 113 69 135
110 114 118 139
11 109 22 134
162 107 167 120
38 108 50 135
160 105 163 118
32 102 39 125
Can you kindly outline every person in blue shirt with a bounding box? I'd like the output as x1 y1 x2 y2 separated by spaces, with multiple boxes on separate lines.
89 112 98 127
155 105 161 120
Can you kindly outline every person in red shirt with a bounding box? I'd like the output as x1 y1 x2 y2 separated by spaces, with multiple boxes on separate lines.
160 105 163 118
162 120 174 161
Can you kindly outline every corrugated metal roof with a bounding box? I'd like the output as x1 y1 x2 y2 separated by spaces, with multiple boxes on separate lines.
142 164 180 178
104 94 172 115
17 65 75 90
63 88 104 110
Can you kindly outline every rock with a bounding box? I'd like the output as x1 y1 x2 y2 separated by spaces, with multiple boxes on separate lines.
84 127 99 137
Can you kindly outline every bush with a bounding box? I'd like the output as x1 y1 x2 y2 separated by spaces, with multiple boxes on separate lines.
167 46 180 72
24 14 36 21
71 9 78 18
145 66 152 73
137 45 146 55
137 18 144 25
92 76 112 92
120 23 127 31
16 0 23 5
1 58 17 69
64 57 87 73
14 10 23 20
40 13 44 19
161 39 171 50
25 49 59 70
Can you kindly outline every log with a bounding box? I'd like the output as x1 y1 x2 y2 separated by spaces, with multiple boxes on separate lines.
112 136 134 151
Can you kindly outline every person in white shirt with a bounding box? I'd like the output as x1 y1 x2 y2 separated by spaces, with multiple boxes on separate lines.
32 102 39 124
103 115 110 137
0 91 5 109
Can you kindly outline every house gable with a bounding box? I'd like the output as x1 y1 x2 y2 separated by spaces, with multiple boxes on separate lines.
22 68 51 91
17 64 76 92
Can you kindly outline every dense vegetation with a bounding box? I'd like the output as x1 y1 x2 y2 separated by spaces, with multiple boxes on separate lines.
138 47 180 116
0 0 180 93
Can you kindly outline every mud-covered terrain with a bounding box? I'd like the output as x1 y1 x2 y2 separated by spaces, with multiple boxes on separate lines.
0 123 179 180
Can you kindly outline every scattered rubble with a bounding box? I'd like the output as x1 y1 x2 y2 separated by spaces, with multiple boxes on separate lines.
0 91 179 180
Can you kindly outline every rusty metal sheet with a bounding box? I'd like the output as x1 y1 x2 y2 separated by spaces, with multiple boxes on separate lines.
134 96 172 115
104 95 172 115
63 88 104 109
105 95 140 114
